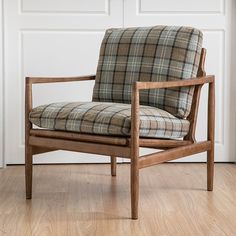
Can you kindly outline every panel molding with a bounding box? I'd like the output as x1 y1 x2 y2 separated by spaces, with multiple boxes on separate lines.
137 0 225 15
20 0 110 15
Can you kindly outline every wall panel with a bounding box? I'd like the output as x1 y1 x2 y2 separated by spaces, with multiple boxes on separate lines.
21 0 109 14
4 0 123 164
138 0 224 14
124 0 234 162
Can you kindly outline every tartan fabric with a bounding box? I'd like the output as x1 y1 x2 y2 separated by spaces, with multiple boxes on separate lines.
93 25 203 118
29 102 190 139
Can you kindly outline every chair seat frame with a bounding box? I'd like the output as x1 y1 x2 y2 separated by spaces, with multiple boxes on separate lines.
25 49 215 219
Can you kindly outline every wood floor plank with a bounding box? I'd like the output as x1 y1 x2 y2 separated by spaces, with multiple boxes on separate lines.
0 164 236 235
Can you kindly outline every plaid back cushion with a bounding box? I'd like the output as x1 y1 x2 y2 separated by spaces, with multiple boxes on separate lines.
92 25 203 118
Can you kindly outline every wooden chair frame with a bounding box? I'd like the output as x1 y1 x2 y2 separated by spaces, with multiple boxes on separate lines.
25 48 215 219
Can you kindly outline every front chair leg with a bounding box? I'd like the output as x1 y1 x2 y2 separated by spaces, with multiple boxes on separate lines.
207 80 215 191
110 156 117 176
131 159 139 219
207 145 214 191
25 145 33 199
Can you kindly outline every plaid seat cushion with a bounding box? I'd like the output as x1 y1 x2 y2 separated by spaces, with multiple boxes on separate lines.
93 25 203 118
29 102 190 139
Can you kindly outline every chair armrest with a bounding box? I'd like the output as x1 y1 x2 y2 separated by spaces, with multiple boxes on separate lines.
25 75 96 114
130 75 215 146
134 75 214 91
26 75 96 84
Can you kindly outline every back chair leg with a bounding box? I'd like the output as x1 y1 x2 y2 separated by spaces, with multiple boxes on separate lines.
25 144 33 199
25 78 33 199
110 156 117 176
207 146 214 191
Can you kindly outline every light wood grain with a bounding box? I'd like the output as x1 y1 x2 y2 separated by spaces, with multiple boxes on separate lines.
130 82 140 219
139 141 211 169
135 75 214 90
31 129 193 149
29 136 131 158
207 79 215 191
197 48 207 77
25 79 33 199
110 156 117 176
30 129 128 146
1 164 236 235
26 75 95 84
132 138 192 148
184 84 203 142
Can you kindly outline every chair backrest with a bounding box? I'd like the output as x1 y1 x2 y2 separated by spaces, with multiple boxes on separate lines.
92 25 203 118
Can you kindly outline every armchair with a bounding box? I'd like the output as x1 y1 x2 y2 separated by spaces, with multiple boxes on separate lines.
25 25 215 219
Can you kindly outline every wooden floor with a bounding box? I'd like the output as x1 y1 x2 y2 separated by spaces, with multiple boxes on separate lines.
0 163 236 236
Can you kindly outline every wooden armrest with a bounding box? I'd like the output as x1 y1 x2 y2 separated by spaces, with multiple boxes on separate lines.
130 74 215 145
25 75 96 112
26 75 96 84
134 75 214 90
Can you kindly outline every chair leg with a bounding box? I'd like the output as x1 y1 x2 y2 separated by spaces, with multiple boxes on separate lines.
25 144 33 199
131 159 139 220
110 156 117 176
207 80 215 191
207 145 214 191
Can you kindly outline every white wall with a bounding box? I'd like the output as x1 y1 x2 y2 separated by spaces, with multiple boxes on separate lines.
4 0 123 165
124 0 236 163
2 0 236 164
0 0 4 168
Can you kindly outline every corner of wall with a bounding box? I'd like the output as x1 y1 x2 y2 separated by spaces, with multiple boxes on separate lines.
0 0 5 168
